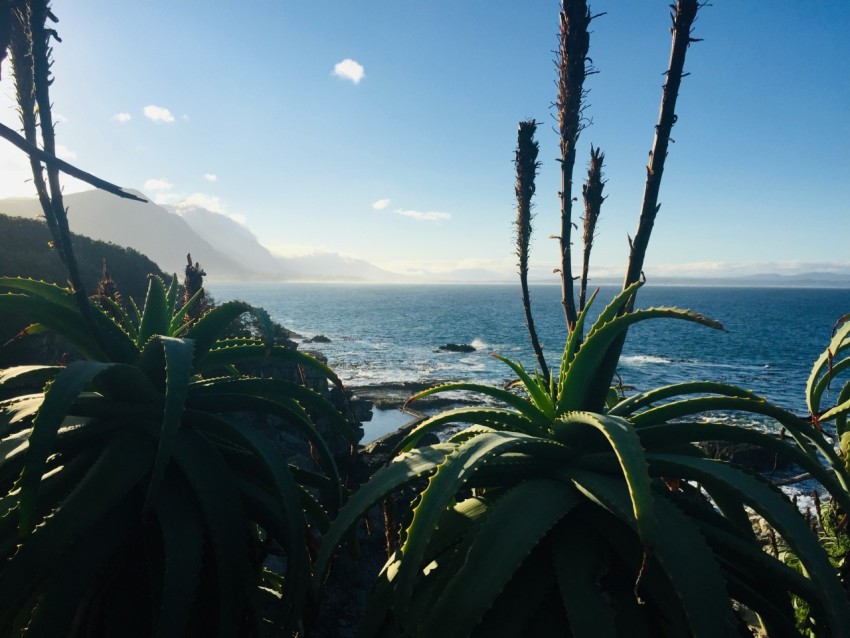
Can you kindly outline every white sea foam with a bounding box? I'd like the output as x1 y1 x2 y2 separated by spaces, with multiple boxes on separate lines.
470 337 490 350
620 354 672 365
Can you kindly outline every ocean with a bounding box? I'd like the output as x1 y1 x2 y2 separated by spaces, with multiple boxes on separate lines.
209 282 850 421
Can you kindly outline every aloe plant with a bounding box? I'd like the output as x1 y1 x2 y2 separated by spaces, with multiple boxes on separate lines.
316 283 850 637
0 275 355 636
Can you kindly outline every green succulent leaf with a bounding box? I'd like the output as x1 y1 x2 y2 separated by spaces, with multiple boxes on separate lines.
397 407 540 452
407 381 550 427
423 478 580 636
493 355 554 420
554 411 656 550
559 307 724 413
137 276 170 348
18 360 120 534
647 453 850 636
171 427 251 638
609 381 759 417
144 337 194 510
314 444 454 587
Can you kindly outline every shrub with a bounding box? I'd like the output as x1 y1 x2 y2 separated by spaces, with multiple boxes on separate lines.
0 275 355 636
317 284 850 636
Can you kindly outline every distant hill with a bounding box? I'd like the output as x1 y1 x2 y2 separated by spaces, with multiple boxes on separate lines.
0 190 406 282
0 213 169 367
0 190 248 278
0 213 166 302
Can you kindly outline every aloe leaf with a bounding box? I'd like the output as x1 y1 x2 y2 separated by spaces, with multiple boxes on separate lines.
165 274 179 319
189 377 355 444
551 518 617 638
407 381 549 427
0 395 43 433
630 395 848 488
196 343 344 388
637 421 850 515
169 286 204 336
835 380 850 439
0 294 107 360
394 431 561 613
609 381 759 417
0 431 153 626
807 321 850 415
152 469 205 638
493 355 554 420
810 358 850 419
144 337 193 510
313 444 455 586
183 301 260 364
96 295 138 339
0 365 60 390
398 407 540 452
586 280 644 339
18 360 118 533
185 396 341 510
558 288 601 396
423 478 580 636
171 427 251 638
137 276 170 348
209 416 309 627
21 494 140 637
647 453 850 636
0 277 76 308
569 471 738 637
554 412 656 550
559 307 724 412
469 547 558 638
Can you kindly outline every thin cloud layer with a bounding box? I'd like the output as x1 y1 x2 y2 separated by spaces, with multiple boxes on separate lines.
111 112 131 123
394 209 451 223
204 173 218 182
333 59 365 84
371 198 390 210
143 105 175 123
144 178 173 191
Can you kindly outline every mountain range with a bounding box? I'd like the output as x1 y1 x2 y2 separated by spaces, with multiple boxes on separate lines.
1 189 848 287
0 190 406 282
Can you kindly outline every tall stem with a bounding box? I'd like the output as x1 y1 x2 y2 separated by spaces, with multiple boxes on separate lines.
13 0 107 353
578 145 605 314
622 0 700 294
589 0 701 410
515 120 549 383
556 0 592 332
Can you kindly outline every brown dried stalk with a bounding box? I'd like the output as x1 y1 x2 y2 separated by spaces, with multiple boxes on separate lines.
622 0 701 294
555 0 594 332
588 0 702 410
578 145 605 313
515 120 549 383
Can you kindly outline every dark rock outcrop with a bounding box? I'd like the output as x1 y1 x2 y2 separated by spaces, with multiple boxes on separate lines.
437 343 475 353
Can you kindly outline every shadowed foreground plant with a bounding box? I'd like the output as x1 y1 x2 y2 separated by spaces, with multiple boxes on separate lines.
0 275 355 636
317 284 850 637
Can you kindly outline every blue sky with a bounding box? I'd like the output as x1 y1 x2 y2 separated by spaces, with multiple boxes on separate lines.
1 1 848 279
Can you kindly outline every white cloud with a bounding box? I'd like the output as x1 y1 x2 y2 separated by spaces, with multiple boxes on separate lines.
55 144 76 161
143 105 175 123
228 213 247 226
173 192 224 213
144 178 173 191
111 112 132 123
181 114 190 122
394 208 451 223
333 58 365 84
204 173 217 182
371 198 390 210
153 193 183 206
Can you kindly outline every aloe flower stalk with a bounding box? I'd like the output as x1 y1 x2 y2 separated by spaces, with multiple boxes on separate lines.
515 119 549 383
578 145 605 313
556 0 593 332
589 0 702 411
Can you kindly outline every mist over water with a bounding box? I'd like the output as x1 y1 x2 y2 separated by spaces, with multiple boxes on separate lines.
210 282 850 417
